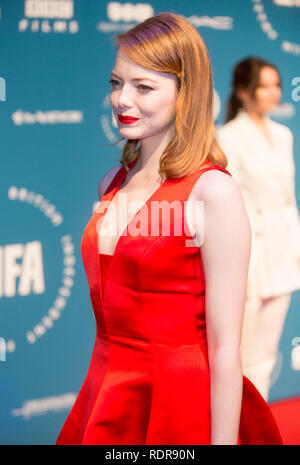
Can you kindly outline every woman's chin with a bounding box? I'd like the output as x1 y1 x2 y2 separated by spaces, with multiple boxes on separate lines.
118 127 138 137
264 103 280 114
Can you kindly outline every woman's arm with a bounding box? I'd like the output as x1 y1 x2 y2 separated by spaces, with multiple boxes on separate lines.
195 170 251 445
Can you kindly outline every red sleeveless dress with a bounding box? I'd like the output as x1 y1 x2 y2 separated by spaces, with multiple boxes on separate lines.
56 158 283 445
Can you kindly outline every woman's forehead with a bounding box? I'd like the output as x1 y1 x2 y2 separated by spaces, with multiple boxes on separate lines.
112 50 177 84
113 50 150 74
259 67 280 84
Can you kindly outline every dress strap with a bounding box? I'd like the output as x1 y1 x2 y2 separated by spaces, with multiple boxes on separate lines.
103 159 139 197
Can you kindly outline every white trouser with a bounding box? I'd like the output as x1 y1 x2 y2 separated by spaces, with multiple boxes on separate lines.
241 291 291 401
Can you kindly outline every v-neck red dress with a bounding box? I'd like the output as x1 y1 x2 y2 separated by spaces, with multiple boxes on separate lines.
55 158 283 445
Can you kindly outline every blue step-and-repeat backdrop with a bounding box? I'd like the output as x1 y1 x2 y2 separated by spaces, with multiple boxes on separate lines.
0 0 299 445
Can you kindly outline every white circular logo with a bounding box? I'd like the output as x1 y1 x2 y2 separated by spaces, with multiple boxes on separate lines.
1 187 75 356
252 0 300 55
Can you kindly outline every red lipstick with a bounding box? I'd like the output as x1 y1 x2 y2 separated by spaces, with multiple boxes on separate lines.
118 114 139 124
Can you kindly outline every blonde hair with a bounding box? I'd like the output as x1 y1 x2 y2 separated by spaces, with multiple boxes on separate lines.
113 12 228 180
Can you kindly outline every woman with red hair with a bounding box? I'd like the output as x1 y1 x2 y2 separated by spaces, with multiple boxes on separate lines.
56 13 283 445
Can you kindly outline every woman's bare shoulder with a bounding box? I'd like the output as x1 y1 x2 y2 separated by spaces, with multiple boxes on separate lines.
193 168 241 203
98 164 122 201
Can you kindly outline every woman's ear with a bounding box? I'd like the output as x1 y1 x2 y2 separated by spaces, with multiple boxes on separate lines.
236 87 251 105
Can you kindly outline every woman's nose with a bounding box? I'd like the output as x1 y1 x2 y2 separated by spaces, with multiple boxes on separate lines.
117 84 134 109
271 86 281 99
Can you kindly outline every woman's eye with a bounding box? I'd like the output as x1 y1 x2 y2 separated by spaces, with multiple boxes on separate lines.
258 83 281 89
138 84 153 91
108 79 153 91
108 78 120 86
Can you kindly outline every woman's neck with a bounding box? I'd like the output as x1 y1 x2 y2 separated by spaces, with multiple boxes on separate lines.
135 125 175 177
243 108 267 127
242 108 274 148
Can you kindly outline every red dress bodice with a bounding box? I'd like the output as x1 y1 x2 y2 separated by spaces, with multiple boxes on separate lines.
56 158 283 445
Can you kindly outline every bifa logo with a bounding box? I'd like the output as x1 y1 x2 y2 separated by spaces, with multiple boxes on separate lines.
0 337 6 362
107 2 154 22
0 241 45 298
0 77 6 102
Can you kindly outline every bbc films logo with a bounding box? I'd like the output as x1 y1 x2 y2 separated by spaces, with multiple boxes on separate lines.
19 0 79 34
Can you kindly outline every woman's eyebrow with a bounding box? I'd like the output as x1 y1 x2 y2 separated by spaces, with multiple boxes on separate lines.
110 72 158 83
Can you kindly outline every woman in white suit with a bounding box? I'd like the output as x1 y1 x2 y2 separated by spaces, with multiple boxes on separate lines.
216 57 300 401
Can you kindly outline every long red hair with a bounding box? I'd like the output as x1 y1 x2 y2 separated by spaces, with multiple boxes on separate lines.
114 12 228 180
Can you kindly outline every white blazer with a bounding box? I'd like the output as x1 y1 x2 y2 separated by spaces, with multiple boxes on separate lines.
216 109 300 298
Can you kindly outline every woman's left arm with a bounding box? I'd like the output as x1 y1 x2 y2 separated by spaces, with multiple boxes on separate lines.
195 170 252 445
